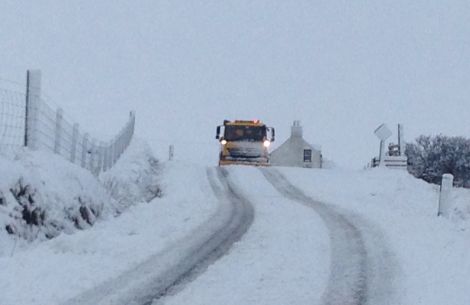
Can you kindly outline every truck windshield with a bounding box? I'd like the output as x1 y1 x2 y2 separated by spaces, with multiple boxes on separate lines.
224 126 266 142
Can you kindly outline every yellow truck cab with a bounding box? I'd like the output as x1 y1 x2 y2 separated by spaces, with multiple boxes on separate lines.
216 120 275 166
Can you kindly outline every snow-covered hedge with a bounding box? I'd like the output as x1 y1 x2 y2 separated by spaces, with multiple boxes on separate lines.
0 149 114 247
100 138 161 209
406 135 470 187
0 139 160 254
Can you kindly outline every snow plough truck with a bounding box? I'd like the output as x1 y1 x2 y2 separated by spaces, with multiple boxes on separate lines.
216 120 275 166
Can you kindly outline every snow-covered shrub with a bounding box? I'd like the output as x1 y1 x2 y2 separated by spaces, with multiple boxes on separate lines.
406 135 470 187
0 138 161 250
0 149 115 243
0 191 6 206
100 138 162 209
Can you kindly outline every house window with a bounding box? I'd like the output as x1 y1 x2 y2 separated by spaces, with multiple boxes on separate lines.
304 149 312 162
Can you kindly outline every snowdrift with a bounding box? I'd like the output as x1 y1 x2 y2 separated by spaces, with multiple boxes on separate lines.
0 138 160 255
100 138 162 208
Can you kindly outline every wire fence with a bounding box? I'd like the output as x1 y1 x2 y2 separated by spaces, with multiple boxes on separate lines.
0 70 135 175
0 88 26 147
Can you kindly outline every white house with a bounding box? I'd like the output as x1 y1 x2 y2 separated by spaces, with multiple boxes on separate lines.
270 121 322 168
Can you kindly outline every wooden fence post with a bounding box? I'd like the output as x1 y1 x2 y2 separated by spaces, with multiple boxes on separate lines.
70 123 79 163
25 70 41 150
54 108 63 154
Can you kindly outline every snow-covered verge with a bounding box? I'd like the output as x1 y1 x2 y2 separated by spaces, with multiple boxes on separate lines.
0 162 218 305
450 187 470 223
0 138 160 256
280 167 470 305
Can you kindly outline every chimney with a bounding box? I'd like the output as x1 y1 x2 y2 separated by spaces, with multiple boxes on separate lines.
291 120 303 138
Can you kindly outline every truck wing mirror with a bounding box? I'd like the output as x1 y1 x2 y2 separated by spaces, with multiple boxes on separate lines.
216 126 221 139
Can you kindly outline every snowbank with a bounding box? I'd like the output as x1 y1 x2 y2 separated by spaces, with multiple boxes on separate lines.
100 138 162 209
0 148 115 254
0 138 160 255
450 187 470 224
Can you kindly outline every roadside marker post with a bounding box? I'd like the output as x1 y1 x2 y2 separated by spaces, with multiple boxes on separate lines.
438 173 454 217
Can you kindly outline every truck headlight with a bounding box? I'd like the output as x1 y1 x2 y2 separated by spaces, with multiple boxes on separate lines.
221 139 227 145
263 140 271 147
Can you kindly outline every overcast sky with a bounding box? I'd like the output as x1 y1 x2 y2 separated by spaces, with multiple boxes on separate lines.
1 1 470 168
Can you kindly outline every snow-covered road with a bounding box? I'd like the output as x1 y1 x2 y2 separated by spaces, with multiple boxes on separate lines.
162 166 332 305
61 167 254 305
261 168 397 305
163 166 398 305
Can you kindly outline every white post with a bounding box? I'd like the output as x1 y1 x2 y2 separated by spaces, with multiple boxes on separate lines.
379 140 386 167
81 133 89 168
438 173 454 217
70 123 79 163
54 108 63 154
25 70 42 150
398 124 405 156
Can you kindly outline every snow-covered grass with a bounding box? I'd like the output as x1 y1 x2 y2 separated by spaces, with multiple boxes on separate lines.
450 187 470 224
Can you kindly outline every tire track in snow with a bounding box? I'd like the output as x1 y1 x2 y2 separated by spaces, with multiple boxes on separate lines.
62 167 254 305
152 167 255 304
261 168 396 305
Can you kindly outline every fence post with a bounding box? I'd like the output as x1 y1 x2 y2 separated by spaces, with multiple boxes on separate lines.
106 143 112 170
130 111 136 140
54 108 63 154
108 141 114 167
438 173 454 217
70 123 79 163
114 139 119 163
88 139 96 172
169 145 174 161
102 143 109 172
25 70 42 150
97 141 105 173
81 133 89 168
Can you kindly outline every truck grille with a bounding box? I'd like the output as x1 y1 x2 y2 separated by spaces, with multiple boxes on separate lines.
228 147 262 158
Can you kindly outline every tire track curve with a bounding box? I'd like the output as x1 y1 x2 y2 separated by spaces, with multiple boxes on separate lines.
261 168 396 305
62 167 254 305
